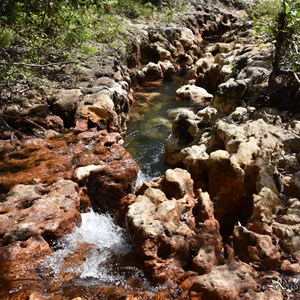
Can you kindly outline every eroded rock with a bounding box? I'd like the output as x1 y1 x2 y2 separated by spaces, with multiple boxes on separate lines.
0 180 81 291
125 168 223 282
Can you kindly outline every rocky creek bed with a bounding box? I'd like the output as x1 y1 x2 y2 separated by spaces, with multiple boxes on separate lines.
1 0 300 299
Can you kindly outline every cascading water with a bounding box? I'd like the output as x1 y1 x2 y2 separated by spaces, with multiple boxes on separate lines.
44 211 131 285
43 78 198 294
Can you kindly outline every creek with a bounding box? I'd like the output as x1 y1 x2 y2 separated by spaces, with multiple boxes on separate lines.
124 77 201 182
42 77 202 295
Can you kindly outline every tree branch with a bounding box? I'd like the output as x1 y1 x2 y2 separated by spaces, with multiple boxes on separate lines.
0 61 80 68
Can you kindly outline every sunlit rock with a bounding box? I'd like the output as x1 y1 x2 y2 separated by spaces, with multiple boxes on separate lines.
77 92 118 132
190 260 258 299
0 180 81 289
138 62 163 83
126 169 223 282
176 84 213 105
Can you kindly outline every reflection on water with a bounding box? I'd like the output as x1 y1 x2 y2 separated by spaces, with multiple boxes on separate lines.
124 78 195 182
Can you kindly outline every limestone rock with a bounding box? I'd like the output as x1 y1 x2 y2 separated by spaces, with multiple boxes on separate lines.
212 78 247 114
176 84 213 105
86 160 138 215
0 130 135 195
49 89 83 127
138 62 163 83
125 169 223 282
77 92 118 132
0 180 81 286
2 97 49 119
190 260 258 300
162 168 195 199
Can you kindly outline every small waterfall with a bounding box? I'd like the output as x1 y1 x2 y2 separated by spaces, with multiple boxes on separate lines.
44 210 131 285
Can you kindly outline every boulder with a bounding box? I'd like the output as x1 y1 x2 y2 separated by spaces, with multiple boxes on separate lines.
77 92 118 132
138 62 163 83
86 159 138 215
176 85 213 105
49 88 83 127
190 260 258 300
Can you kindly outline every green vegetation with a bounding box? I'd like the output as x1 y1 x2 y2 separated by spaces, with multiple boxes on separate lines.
250 0 300 72
0 0 187 87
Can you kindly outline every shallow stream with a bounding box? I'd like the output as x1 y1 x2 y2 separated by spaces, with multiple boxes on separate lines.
124 77 199 181
43 78 202 295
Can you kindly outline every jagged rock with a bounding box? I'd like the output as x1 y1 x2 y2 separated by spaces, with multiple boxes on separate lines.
165 109 300 269
286 172 300 198
158 60 176 79
138 62 163 83
76 92 118 132
86 160 138 215
233 225 282 270
179 27 196 49
49 89 83 127
212 78 248 114
190 260 258 300
161 168 195 199
125 169 223 282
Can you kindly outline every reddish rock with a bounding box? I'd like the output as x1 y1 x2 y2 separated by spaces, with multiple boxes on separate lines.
0 180 81 297
190 260 258 300
85 147 138 214
232 225 281 270
0 130 137 196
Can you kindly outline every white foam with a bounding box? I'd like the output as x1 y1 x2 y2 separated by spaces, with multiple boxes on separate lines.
44 211 131 282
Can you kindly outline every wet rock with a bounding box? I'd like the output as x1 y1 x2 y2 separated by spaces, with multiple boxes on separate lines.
0 180 81 290
0 180 81 242
86 157 138 215
0 130 136 194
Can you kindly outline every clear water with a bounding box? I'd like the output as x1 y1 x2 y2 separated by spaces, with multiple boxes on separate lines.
43 79 199 294
124 78 197 182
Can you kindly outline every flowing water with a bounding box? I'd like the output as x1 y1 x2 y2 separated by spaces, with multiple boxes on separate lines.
124 78 198 182
44 211 161 295
43 79 200 295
